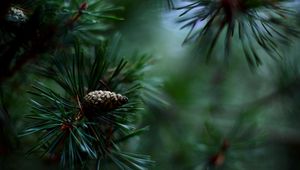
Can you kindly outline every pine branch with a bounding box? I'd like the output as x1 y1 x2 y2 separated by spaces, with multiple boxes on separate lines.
175 0 299 67
20 40 153 169
0 0 121 83
195 119 264 170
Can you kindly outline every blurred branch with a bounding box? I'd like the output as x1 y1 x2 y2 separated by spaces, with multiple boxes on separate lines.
222 77 300 114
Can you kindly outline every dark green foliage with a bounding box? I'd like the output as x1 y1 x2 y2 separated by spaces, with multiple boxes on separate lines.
19 40 153 169
2 0 300 169
0 0 120 82
195 119 264 170
59 0 123 44
174 0 299 66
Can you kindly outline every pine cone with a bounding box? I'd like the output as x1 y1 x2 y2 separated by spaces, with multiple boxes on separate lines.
83 90 128 111
6 7 28 23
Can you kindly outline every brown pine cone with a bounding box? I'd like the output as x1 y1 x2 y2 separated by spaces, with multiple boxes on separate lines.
83 90 128 111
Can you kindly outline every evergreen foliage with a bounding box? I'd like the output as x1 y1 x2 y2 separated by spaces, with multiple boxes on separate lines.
174 0 299 66
1 0 300 170
19 40 153 169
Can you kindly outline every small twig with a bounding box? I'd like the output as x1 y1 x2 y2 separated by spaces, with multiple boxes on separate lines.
65 2 88 27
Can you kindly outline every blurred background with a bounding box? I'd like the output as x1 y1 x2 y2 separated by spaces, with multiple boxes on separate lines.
2 0 300 169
